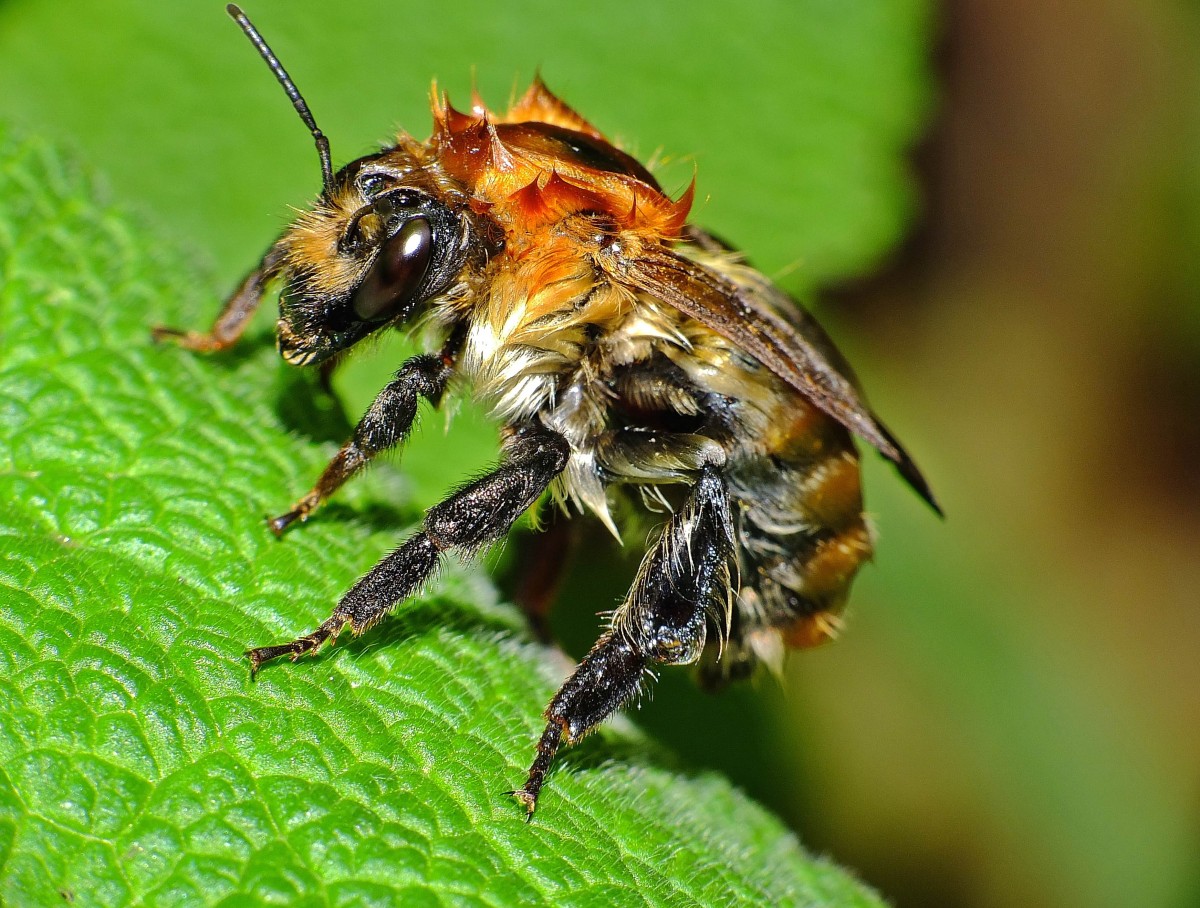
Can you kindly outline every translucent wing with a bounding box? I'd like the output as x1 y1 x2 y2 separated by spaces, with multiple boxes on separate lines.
616 243 941 514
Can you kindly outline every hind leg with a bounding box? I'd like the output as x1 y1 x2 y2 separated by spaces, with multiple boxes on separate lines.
510 465 734 817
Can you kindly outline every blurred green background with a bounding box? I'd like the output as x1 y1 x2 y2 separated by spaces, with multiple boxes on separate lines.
1 1 1196 907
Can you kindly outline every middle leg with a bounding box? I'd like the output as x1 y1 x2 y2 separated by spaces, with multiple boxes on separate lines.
247 424 571 673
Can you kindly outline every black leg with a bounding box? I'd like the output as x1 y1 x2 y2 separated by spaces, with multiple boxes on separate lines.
510 465 735 817
247 425 570 673
267 353 451 535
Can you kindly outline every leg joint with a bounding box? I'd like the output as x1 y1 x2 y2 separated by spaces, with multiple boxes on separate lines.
505 425 571 473
394 352 453 399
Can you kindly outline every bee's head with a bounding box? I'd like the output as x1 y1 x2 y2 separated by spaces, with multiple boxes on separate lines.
223 5 477 367
273 154 474 366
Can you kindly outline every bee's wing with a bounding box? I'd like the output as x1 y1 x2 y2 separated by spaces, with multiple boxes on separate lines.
616 245 941 514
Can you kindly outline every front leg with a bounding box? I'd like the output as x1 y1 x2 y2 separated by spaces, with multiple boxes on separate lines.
152 245 283 352
510 464 735 817
247 425 570 673
268 351 453 535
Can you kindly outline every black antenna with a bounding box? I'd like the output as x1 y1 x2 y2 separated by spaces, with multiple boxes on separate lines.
226 3 334 193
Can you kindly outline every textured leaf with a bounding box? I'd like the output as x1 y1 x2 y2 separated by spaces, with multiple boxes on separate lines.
0 131 886 906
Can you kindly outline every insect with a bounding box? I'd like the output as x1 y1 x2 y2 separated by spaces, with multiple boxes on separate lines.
155 5 940 817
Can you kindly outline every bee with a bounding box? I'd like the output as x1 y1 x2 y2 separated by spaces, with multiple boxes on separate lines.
155 4 940 817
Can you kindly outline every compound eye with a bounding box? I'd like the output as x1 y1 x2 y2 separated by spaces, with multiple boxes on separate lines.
352 217 433 322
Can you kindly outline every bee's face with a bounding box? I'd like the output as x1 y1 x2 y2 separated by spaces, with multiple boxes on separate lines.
274 151 476 366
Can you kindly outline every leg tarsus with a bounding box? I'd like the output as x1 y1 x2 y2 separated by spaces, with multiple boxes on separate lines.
150 326 226 352
507 721 564 819
267 492 321 537
511 632 648 816
153 248 281 353
316 355 342 395
246 614 349 676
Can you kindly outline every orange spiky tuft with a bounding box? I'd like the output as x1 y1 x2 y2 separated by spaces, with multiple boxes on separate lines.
503 75 604 139
661 176 696 239
469 71 488 119
431 82 480 138
436 115 518 182
429 78 693 246
611 177 694 240
509 171 608 229
481 118 516 172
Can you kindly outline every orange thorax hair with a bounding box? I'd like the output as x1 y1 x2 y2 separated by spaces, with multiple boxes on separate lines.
430 78 693 241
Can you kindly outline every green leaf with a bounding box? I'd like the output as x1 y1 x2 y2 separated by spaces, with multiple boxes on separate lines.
0 130 887 905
